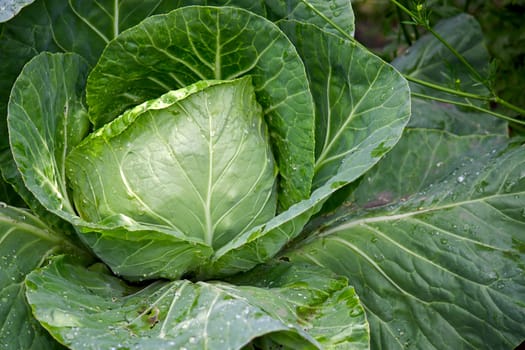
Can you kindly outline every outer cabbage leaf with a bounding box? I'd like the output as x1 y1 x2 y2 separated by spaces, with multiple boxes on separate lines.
280 21 411 188
408 99 507 136
287 133 525 349
263 0 354 37
0 0 182 151
198 21 410 278
228 261 369 349
26 256 368 349
0 205 88 350
348 130 508 208
86 6 315 208
8 52 90 218
392 14 490 104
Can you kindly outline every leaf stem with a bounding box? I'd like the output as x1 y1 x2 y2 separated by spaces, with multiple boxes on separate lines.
493 96 525 116
407 76 525 116
405 76 490 101
411 92 525 126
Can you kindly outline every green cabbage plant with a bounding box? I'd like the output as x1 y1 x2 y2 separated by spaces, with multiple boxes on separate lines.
1 1 524 350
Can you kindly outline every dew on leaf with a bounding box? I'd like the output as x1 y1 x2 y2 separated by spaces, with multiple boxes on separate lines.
373 254 385 262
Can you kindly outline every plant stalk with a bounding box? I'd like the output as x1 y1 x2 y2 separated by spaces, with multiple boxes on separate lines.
411 92 525 126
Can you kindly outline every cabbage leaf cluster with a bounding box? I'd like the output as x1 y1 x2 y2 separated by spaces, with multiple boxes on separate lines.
1 2 523 350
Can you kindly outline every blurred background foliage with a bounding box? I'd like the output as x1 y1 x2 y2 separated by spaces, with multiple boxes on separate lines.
352 0 525 125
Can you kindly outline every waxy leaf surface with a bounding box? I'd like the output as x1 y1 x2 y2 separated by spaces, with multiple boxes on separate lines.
0 0 353 153
69 77 276 249
200 22 410 277
26 257 368 349
392 13 490 104
8 52 90 221
0 206 85 350
86 6 316 208
288 132 525 350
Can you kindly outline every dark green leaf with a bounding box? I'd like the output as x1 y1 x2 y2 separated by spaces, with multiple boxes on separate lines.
0 205 85 350
26 257 368 349
280 21 410 188
288 136 525 350
0 148 75 233
265 0 354 38
348 130 508 208
392 14 490 103
0 150 25 207
229 261 369 349
408 99 508 136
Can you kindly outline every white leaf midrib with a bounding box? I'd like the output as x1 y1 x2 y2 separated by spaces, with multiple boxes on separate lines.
320 191 525 237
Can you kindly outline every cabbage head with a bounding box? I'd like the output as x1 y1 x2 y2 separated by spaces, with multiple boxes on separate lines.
7 6 410 280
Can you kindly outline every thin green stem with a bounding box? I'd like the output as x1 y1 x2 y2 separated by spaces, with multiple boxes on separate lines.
494 96 525 116
390 0 416 22
406 76 491 101
411 92 525 126
407 76 525 116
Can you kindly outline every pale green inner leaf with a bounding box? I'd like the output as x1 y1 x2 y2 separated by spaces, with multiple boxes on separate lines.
67 77 277 249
